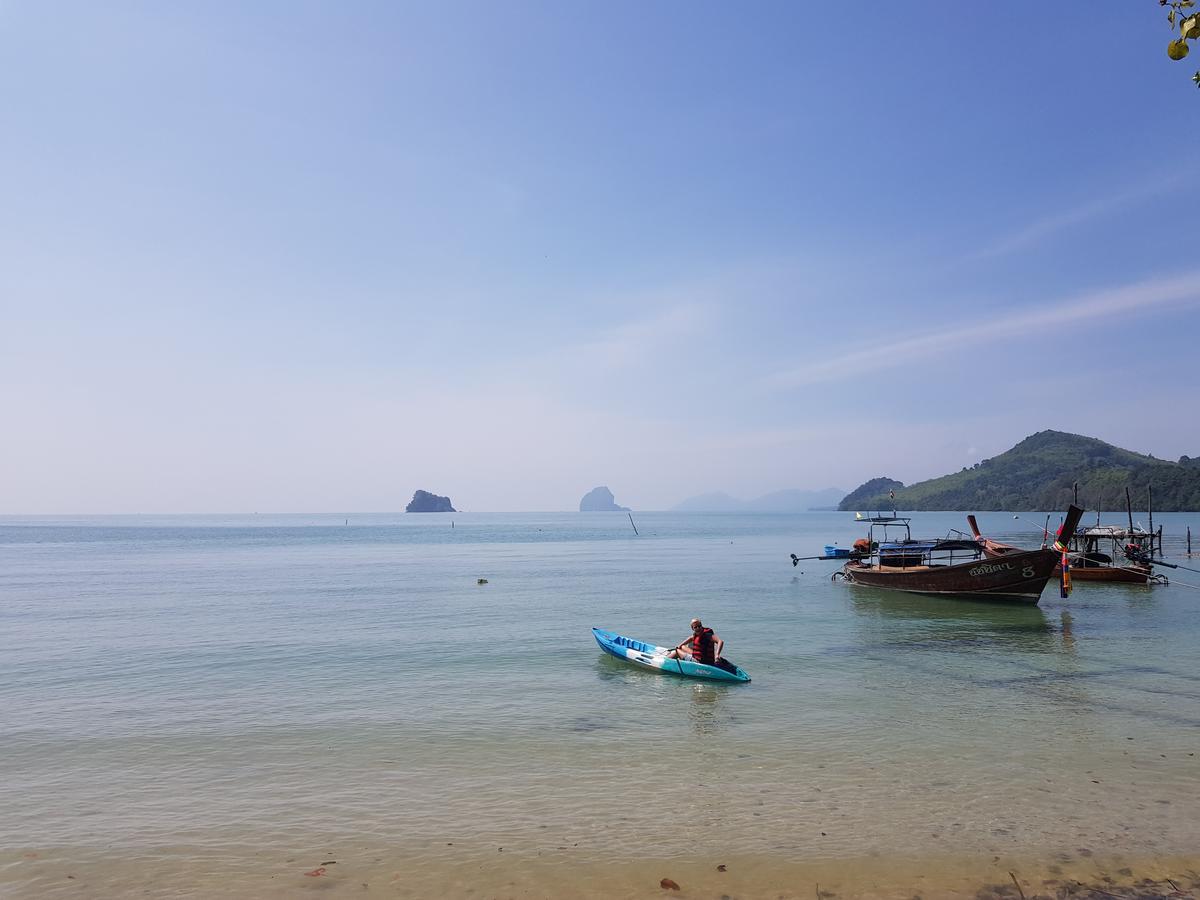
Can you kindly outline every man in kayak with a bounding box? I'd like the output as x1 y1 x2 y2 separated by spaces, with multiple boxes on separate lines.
666 618 724 666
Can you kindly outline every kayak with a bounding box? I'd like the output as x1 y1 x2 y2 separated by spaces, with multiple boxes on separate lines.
591 627 751 683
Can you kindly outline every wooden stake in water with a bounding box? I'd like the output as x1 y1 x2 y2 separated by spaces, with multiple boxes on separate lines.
1148 486 1154 553
628 513 639 536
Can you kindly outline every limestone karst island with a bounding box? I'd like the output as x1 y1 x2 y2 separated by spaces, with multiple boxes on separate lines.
405 490 455 513
579 486 629 512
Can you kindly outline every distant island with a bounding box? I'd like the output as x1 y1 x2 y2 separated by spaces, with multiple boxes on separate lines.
579 486 629 512
673 487 845 512
406 490 456 513
839 430 1200 511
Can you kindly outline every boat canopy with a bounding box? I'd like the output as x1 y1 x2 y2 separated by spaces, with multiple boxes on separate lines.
880 539 981 554
1079 525 1148 539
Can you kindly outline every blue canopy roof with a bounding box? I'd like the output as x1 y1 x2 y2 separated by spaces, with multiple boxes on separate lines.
880 539 981 553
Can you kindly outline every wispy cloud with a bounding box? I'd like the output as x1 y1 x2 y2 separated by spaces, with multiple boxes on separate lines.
765 271 1200 389
967 175 1183 261
568 302 714 369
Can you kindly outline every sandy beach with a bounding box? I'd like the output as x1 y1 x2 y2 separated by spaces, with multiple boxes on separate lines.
8 846 1200 899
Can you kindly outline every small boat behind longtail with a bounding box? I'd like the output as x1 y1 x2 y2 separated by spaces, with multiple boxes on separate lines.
821 505 1084 605
1067 525 1159 583
591 627 751 683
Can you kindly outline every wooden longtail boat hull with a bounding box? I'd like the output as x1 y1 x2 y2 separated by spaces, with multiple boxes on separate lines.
979 547 1152 585
841 547 1059 603
1063 564 1150 584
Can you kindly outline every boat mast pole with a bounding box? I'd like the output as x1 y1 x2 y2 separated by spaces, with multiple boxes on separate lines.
1148 486 1155 556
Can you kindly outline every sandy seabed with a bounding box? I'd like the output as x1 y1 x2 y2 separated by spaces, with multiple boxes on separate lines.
5 845 1200 899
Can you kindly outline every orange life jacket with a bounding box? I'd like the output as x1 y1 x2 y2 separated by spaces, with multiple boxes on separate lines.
689 627 715 665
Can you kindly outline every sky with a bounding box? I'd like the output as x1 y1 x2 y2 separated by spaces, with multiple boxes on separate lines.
2 1 1199 513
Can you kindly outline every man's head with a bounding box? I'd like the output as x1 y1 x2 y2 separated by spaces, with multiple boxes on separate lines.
690 618 703 631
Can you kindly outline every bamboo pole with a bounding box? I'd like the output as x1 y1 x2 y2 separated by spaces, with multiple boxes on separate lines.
1148 486 1154 552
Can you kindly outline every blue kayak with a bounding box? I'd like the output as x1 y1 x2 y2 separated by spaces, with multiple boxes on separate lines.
592 627 751 683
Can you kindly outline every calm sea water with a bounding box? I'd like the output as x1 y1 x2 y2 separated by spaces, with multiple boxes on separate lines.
3 511 1199 897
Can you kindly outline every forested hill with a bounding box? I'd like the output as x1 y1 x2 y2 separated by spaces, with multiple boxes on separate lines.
838 431 1200 511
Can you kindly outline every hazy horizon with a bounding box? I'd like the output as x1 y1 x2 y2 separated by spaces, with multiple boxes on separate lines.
0 484 852 516
3 3 1198 514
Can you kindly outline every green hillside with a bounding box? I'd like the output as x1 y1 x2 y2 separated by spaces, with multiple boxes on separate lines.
839 477 905 511
838 431 1200 511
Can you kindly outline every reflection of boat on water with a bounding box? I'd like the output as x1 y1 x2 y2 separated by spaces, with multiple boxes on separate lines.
827 506 1084 605
848 587 1054 649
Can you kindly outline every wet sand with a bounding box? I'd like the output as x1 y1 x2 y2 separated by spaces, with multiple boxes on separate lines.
6 846 1200 899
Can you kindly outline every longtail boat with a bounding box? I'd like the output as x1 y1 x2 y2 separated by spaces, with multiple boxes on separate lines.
1062 487 1168 584
825 505 1084 604
1066 525 1157 583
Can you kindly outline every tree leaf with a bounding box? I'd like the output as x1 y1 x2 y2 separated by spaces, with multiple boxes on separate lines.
1183 15 1200 38
1168 39 1191 59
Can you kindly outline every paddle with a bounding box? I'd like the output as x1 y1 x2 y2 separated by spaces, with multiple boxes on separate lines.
656 644 689 675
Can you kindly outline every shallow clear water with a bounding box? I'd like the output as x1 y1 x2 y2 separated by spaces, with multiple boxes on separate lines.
2 511 1199 897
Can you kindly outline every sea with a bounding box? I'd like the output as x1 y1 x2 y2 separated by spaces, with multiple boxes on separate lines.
2 511 1199 899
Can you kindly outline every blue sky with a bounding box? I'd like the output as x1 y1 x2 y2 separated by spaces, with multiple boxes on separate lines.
2 2 1198 512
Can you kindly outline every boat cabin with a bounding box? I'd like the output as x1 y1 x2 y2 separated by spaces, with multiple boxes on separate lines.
1071 524 1158 568
859 515 984 570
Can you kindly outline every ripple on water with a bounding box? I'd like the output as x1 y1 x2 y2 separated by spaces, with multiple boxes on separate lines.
1 512 1199 869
